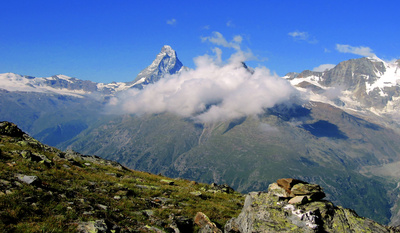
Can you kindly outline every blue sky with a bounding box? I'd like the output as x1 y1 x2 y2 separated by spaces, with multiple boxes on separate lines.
1 0 399 83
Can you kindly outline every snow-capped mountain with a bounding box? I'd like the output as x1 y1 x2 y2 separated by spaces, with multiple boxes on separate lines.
285 57 400 116
0 45 187 145
0 72 136 97
130 45 184 88
0 45 185 96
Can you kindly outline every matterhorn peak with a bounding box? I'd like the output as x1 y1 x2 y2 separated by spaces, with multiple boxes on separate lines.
160 45 175 55
131 45 183 88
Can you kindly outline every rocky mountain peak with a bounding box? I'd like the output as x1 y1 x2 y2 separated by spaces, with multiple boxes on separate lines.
160 45 175 55
286 56 400 112
131 45 184 88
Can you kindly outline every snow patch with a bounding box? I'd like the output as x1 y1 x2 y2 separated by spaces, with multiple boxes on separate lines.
366 60 400 95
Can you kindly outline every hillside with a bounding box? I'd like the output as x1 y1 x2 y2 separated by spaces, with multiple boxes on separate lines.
2 121 400 232
61 102 400 225
0 122 243 232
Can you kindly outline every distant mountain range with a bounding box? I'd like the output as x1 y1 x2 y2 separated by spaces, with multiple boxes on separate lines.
1 46 400 225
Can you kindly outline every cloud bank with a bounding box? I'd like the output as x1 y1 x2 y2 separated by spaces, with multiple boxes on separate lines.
107 42 296 123
336 44 376 57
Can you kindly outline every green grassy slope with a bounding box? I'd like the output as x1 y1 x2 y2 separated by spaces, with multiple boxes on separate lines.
0 122 243 232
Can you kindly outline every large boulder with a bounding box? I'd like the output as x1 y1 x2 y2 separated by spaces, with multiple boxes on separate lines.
276 178 307 196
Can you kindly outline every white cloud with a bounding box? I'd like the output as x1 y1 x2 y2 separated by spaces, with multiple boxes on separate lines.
288 31 318 44
201 32 243 51
335 44 376 57
313 64 336 72
107 49 296 123
166 18 177 25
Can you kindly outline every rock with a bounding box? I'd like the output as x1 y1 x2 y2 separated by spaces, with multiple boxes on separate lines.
288 195 308 204
97 204 108 210
16 174 41 186
190 191 203 197
276 178 307 196
77 219 108 233
143 209 154 217
0 122 24 137
142 225 166 233
0 179 11 185
135 184 159 190
161 179 175 185
209 183 235 194
169 215 193 233
291 183 325 201
194 212 222 233
6 162 15 167
20 150 32 159
268 182 291 198
19 151 52 165
105 172 117 177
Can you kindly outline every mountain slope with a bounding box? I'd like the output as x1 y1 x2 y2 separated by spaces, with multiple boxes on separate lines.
1 122 398 232
0 121 244 232
62 101 400 225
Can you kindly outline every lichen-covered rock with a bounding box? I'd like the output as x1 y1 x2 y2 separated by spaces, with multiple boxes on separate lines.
276 178 307 196
0 121 24 137
291 183 326 201
195 212 222 233
224 179 396 233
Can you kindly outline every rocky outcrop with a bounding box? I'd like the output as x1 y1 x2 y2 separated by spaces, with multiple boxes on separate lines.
0 122 24 138
225 179 398 233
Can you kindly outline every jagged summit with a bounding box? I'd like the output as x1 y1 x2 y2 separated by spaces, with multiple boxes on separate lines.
285 56 400 112
131 45 184 88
